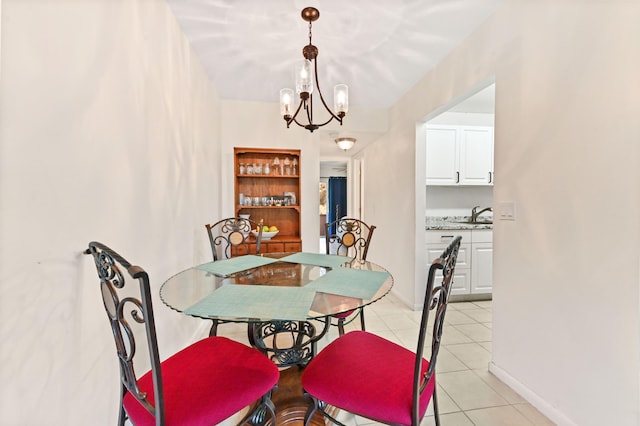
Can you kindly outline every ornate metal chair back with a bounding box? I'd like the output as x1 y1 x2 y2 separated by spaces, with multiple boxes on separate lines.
325 218 376 261
84 241 164 424
205 217 263 261
411 235 462 425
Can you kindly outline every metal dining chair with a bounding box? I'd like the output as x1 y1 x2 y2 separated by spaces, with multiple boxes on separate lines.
324 217 377 335
85 241 279 426
301 236 462 426
205 216 263 261
205 216 263 336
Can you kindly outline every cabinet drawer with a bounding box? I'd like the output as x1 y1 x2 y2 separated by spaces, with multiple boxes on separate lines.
427 243 470 270
471 229 493 243
284 242 302 252
426 230 471 245
265 242 285 253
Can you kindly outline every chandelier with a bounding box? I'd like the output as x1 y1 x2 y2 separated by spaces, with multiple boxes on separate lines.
279 7 348 133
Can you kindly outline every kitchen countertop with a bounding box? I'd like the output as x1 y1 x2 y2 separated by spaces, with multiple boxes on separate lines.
426 215 493 230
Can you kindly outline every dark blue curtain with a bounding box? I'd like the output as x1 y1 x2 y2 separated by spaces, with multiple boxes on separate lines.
327 177 347 235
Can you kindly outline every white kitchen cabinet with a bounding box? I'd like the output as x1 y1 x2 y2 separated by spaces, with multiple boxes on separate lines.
426 229 492 298
471 230 493 294
426 125 494 186
426 231 471 296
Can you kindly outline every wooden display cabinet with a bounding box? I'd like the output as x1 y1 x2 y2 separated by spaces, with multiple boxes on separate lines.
234 147 302 253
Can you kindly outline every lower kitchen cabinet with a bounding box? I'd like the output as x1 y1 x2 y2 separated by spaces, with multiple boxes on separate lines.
471 229 493 294
426 229 492 299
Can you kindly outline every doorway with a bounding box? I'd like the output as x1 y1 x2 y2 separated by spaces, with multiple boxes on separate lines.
319 161 348 251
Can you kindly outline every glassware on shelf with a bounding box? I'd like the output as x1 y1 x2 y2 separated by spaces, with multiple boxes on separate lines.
246 164 254 175
239 163 246 174
273 157 280 175
264 163 270 175
292 158 298 175
284 157 291 175
254 163 262 175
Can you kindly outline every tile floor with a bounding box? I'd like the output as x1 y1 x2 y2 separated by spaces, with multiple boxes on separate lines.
222 293 555 425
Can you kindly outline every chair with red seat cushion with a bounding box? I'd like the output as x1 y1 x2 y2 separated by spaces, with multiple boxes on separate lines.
302 236 462 426
324 217 377 335
85 241 279 426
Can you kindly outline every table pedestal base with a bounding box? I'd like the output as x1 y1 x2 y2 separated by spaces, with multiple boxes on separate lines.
260 366 337 426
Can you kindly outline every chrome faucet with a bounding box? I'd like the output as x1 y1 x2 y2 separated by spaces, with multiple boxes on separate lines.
471 205 492 222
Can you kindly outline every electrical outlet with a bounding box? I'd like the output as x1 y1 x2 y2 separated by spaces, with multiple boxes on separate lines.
498 201 516 220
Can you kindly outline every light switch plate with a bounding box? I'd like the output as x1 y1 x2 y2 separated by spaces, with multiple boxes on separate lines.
498 201 516 220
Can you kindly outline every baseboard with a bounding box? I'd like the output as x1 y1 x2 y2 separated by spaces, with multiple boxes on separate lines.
488 362 576 426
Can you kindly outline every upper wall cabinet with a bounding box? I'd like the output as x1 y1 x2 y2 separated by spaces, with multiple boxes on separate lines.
426 125 494 186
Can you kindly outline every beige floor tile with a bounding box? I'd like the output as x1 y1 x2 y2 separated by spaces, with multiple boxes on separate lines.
441 326 474 345
444 310 477 325
464 405 534 425
446 342 492 370
448 302 479 310
421 411 474 426
362 312 391 332
462 308 493 322
479 341 492 352
392 328 420 350
472 300 493 309
435 346 469 373
381 313 421 330
512 403 557 425
437 370 509 410
425 385 461 415
453 323 492 342
473 369 527 404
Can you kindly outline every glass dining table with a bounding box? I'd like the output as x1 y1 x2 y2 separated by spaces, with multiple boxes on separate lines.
161 252 393 424
160 252 394 368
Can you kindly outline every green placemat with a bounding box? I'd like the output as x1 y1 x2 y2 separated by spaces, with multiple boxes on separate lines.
280 252 351 269
195 255 280 276
307 268 390 300
184 285 316 321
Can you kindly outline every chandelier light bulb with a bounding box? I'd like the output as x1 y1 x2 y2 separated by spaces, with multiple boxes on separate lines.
280 88 294 117
334 84 348 115
295 60 314 95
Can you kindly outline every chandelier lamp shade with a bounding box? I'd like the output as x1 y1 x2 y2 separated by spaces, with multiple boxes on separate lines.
280 7 348 133
335 137 356 151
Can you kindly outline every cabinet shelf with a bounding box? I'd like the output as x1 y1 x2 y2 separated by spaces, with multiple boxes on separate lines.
237 174 299 179
236 205 300 212
234 147 302 253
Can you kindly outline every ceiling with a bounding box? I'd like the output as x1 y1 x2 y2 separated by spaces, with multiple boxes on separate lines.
166 0 502 156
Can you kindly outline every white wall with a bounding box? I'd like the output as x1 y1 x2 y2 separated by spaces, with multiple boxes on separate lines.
0 0 221 424
361 1 640 425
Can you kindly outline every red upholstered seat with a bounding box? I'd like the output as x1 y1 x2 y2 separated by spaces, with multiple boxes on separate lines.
124 336 279 426
302 330 434 426
85 241 279 426
302 236 462 426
